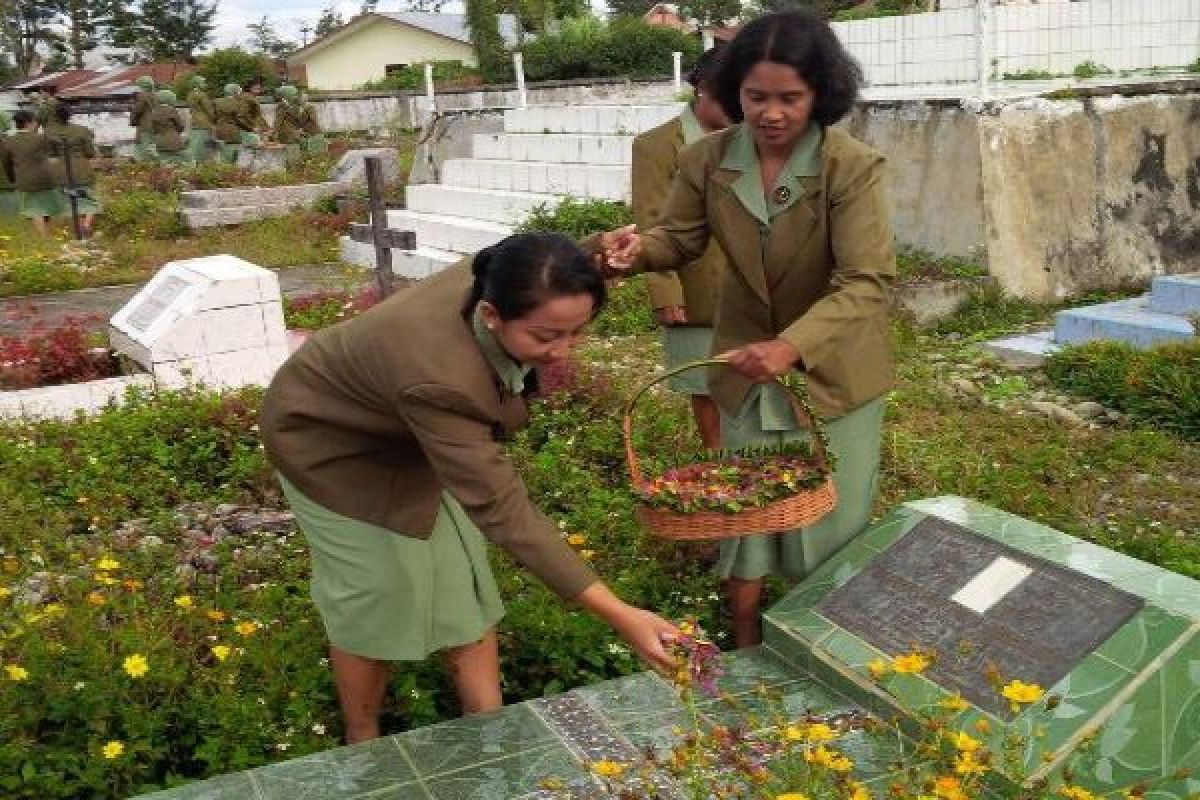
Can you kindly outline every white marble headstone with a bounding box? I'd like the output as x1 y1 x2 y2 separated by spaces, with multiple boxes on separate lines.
109 255 289 389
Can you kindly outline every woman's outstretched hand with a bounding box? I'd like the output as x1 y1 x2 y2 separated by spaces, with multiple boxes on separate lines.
597 224 641 272
575 582 678 672
719 339 802 382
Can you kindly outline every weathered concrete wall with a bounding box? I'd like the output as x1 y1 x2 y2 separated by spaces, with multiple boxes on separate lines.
979 94 1200 299
842 102 985 260
408 110 505 185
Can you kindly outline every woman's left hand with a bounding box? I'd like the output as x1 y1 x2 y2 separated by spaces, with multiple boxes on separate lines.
720 339 802 382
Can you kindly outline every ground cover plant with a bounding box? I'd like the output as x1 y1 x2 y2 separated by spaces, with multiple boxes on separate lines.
0 275 1197 796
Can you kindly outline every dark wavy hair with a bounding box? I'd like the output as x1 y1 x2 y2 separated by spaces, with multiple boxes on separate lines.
462 232 606 320
686 45 724 88
713 10 863 126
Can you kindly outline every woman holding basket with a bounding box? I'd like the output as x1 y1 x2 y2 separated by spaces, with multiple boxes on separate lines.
598 10 895 648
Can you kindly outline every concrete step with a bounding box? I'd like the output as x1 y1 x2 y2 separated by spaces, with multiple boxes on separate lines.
471 132 634 166
181 182 343 210
385 209 512 255
441 158 628 201
1148 273 1200 315
1054 295 1197 349
405 184 559 226
503 104 682 135
338 236 460 279
182 204 302 228
980 329 1060 368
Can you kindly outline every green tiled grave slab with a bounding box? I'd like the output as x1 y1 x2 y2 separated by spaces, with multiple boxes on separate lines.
572 670 682 729
253 735 418 800
906 496 1200 619
699 675 852 732
421 743 589 800
136 772 265 800
396 702 556 779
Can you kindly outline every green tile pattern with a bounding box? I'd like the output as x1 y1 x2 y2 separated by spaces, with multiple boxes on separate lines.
136 773 264 800
254 736 417 800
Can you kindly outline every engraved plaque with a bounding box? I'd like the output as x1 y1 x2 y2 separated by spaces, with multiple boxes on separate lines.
818 517 1143 715
126 276 190 333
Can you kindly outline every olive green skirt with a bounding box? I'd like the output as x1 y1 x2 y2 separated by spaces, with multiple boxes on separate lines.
662 326 714 395
279 476 505 661
716 384 886 581
0 189 18 217
20 188 66 218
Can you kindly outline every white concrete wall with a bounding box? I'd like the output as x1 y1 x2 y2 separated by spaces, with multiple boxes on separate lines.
837 0 1200 86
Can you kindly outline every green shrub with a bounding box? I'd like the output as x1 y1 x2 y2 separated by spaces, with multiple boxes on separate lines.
0 255 85 294
194 48 279 93
1072 60 1112 79
514 196 632 238
1188 58 1200 74
1003 68 1057 80
520 16 700 82
358 61 481 91
99 191 186 241
932 285 1052 340
1044 339 1200 438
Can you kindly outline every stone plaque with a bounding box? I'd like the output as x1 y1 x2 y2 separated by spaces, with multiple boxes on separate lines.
125 276 190 333
818 516 1144 715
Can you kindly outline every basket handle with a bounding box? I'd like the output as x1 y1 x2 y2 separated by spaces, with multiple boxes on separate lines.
621 358 831 488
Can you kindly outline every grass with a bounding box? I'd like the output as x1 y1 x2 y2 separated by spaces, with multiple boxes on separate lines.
895 247 988 283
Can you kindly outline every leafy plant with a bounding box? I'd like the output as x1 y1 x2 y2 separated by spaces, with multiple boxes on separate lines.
358 61 482 91
515 196 632 239
1002 68 1057 81
1045 339 1200 438
1072 60 1112 80
520 15 700 82
0 316 116 390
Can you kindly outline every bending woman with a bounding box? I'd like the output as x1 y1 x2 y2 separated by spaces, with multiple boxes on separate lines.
599 11 896 648
260 233 678 743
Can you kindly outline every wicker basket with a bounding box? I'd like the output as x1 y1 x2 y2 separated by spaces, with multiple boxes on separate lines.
623 359 838 541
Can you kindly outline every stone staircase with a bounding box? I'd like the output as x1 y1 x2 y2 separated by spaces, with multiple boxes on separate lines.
985 273 1199 365
340 103 683 278
181 182 345 229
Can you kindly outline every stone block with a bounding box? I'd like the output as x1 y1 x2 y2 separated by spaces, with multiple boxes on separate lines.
330 147 402 186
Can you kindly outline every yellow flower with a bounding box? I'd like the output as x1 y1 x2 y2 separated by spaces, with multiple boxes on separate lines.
954 752 988 776
122 579 144 592
804 745 854 772
96 557 120 571
101 740 125 759
566 533 586 546
1001 680 1045 711
933 776 967 800
893 652 932 674
0 586 11 599
974 718 992 735
5 664 29 681
86 591 106 606
174 595 195 610
580 549 595 560
948 731 982 752
2 556 18 574
123 654 149 678
44 603 65 617
847 781 871 800
940 693 969 713
206 610 227 622
589 760 628 778
802 722 837 742
867 658 891 680
96 575 118 586
211 645 231 662
776 795 811 800
234 621 259 637
1059 787 1096 800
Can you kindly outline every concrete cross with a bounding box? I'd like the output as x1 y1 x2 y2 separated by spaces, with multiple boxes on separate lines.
346 155 416 299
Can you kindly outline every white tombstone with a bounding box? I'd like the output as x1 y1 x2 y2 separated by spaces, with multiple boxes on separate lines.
108 255 289 390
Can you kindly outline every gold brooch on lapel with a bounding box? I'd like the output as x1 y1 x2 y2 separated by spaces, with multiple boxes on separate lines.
772 185 791 205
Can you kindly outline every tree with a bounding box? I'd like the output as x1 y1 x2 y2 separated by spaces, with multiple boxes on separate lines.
605 0 656 18
402 0 449 11
246 15 297 58
678 0 741 26
51 0 105 69
0 0 63 77
464 0 508 81
360 0 379 14
196 46 277 91
108 0 216 61
313 5 344 37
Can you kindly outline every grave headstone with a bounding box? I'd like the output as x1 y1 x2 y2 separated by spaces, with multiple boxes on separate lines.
330 147 402 186
764 496 1200 798
109 255 288 389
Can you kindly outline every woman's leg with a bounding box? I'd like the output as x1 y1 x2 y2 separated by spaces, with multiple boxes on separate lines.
443 627 502 715
725 576 765 648
330 645 392 743
690 394 722 450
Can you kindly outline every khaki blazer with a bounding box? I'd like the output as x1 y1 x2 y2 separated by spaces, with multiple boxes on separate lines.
632 116 725 325
613 124 896 419
259 263 598 600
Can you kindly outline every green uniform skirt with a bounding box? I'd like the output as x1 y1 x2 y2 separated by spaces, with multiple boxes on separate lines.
716 384 886 581
188 128 215 163
279 476 505 661
20 188 66 218
65 187 102 214
663 326 714 395
0 189 18 217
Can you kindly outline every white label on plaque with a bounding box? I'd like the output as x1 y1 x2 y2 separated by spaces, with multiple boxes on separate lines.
951 557 1032 615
